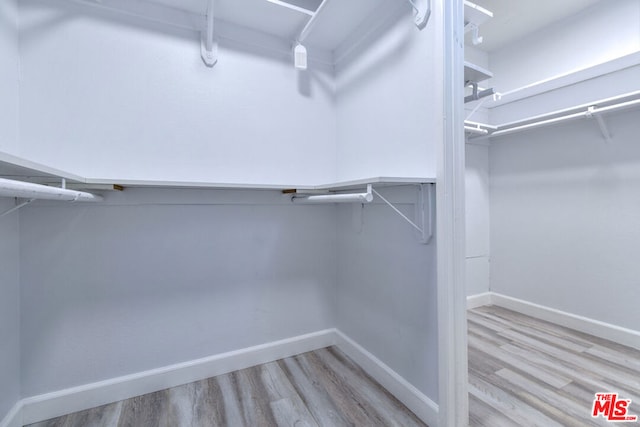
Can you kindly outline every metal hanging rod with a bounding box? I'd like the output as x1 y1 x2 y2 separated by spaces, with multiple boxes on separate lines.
291 184 373 204
465 91 640 141
0 178 103 202
289 183 433 244
490 98 640 138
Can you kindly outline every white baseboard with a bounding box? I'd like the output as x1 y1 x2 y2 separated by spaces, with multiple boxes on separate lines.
15 329 438 427
467 292 493 309
491 293 640 351
20 329 337 425
334 330 439 427
468 291 640 350
0 402 22 427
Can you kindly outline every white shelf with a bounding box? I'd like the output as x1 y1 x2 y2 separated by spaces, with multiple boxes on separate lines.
464 1 493 27
464 61 493 84
66 0 409 61
0 151 434 193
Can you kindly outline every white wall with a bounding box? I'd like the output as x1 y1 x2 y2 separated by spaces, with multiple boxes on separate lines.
465 143 490 296
335 3 441 181
335 186 438 402
0 200 21 421
0 0 21 420
18 0 336 186
19 189 337 395
490 107 640 331
0 0 19 155
488 0 640 95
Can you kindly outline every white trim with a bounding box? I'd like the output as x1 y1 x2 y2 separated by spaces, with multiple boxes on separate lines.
21 329 336 425
438 0 468 425
490 293 640 351
466 292 492 309
334 331 439 427
16 329 439 426
467 292 640 351
0 402 22 427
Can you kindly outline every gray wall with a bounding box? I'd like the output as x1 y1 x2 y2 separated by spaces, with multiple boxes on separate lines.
0 0 21 420
0 0 19 156
19 189 337 396
335 186 438 402
490 108 640 331
465 144 490 296
0 199 21 420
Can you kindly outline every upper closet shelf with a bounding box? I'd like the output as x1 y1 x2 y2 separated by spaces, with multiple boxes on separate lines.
464 61 492 84
0 150 434 193
464 0 492 46
66 0 430 68
464 0 492 27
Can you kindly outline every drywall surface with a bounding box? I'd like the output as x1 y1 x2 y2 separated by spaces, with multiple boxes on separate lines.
336 186 438 402
0 0 19 155
19 189 337 396
334 3 442 181
18 0 336 186
465 144 489 296
0 200 21 420
489 0 640 95
490 108 640 331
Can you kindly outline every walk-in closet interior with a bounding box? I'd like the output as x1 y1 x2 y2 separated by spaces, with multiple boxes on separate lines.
465 0 640 424
1 0 465 426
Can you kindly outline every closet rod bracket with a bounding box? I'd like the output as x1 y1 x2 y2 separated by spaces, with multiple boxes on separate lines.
0 198 35 219
200 0 218 67
371 183 433 244
586 106 612 144
409 0 431 30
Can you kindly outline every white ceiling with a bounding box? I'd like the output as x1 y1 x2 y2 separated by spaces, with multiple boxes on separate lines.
468 0 602 52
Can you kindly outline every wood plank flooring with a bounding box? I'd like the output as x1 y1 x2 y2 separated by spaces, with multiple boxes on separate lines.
26 346 427 427
468 305 640 426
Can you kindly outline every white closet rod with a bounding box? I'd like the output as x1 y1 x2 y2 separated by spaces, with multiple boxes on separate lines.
291 184 373 204
491 98 640 138
0 178 103 202
497 90 640 129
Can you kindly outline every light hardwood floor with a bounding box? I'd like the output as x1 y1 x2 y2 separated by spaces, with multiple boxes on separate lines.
468 305 640 426
26 346 427 427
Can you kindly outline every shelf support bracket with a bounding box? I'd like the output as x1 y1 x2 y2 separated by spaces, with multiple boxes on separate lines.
371 184 433 244
408 0 431 30
587 106 612 144
0 198 35 219
464 23 483 45
200 0 218 67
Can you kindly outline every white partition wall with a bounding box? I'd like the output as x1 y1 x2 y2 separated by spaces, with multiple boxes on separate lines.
335 3 441 182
